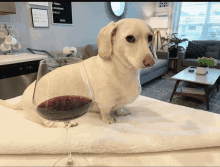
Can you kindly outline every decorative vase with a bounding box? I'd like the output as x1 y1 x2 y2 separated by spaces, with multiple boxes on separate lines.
196 66 207 75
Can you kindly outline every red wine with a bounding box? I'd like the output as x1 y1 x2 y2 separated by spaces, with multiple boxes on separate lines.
36 95 93 121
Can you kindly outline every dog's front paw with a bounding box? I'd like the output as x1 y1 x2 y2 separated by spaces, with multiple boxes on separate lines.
69 121 78 127
102 116 117 124
101 113 117 124
115 107 131 116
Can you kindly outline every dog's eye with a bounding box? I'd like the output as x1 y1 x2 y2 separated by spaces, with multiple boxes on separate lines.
148 35 153 42
126 35 135 43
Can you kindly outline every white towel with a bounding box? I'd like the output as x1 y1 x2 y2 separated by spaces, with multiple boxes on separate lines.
1 95 220 155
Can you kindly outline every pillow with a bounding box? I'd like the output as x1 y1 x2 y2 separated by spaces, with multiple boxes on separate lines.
85 44 98 58
185 41 207 59
77 47 89 60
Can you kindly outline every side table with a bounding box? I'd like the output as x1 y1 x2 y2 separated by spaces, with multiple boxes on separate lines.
169 57 178 74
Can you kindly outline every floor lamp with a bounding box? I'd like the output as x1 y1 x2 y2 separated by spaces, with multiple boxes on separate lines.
149 17 168 51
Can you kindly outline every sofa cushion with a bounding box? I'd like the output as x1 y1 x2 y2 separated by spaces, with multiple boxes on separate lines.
182 58 199 67
206 46 219 52
140 68 151 76
151 59 168 72
85 44 98 57
205 51 219 59
182 58 220 68
216 60 220 69
77 46 89 60
185 41 207 59
191 40 220 60
204 46 219 59
140 59 167 76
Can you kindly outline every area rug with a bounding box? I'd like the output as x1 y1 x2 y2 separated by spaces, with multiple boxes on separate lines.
141 72 220 114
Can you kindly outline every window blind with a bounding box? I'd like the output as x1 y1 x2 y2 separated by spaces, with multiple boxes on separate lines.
178 2 220 41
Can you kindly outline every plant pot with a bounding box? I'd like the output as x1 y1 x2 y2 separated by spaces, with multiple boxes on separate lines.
169 48 178 58
196 66 207 75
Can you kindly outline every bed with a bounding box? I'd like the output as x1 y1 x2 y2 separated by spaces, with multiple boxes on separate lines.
1 95 220 166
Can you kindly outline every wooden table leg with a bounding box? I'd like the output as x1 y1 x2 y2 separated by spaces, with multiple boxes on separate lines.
175 59 177 74
174 60 176 74
204 85 209 111
170 80 180 102
217 77 220 92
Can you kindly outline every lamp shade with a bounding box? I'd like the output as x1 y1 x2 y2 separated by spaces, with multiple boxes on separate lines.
149 17 168 28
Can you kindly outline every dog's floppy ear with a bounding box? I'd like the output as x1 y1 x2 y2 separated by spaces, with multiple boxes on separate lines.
148 25 158 60
97 21 117 60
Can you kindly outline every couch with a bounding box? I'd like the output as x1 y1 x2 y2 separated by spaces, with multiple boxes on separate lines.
76 44 169 85
177 40 220 73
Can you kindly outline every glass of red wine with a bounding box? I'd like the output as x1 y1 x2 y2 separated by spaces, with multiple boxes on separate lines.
32 57 94 166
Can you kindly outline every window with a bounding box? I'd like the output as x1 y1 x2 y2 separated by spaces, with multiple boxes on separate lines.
189 26 196 30
177 2 220 41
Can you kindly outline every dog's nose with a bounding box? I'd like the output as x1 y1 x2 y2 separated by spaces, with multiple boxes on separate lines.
143 56 155 67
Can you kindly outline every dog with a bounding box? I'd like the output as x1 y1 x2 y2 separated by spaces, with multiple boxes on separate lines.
0 18 157 128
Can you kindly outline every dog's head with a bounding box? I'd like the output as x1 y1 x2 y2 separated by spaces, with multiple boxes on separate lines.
97 18 157 69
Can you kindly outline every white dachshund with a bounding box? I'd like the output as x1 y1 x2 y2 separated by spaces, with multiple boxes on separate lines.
0 18 157 127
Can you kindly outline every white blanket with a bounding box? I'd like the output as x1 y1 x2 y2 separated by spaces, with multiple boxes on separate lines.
1 95 220 155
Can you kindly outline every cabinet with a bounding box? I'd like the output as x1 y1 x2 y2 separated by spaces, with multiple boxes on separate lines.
0 60 40 80
0 2 16 15
0 60 41 100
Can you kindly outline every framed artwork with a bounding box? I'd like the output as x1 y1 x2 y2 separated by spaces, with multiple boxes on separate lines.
29 2 49 7
51 2 73 25
31 8 49 28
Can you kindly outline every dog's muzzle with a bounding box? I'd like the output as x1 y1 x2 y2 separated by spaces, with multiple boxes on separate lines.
143 56 155 67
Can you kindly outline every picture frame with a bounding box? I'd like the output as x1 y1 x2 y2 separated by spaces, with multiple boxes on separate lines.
29 2 49 7
31 8 49 28
51 2 73 26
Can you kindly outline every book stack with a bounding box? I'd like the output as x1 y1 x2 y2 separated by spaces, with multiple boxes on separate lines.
181 83 205 95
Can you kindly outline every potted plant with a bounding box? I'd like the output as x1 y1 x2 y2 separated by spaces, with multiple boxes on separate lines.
196 57 217 75
161 33 188 58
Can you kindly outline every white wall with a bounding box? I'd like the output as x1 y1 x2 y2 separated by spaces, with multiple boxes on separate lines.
140 2 156 23
142 2 178 52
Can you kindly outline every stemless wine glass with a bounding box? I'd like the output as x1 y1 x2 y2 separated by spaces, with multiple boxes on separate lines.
32 56 94 166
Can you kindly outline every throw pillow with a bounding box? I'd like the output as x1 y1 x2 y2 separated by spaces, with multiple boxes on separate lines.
185 41 207 59
77 47 89 60
85 45 98 58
